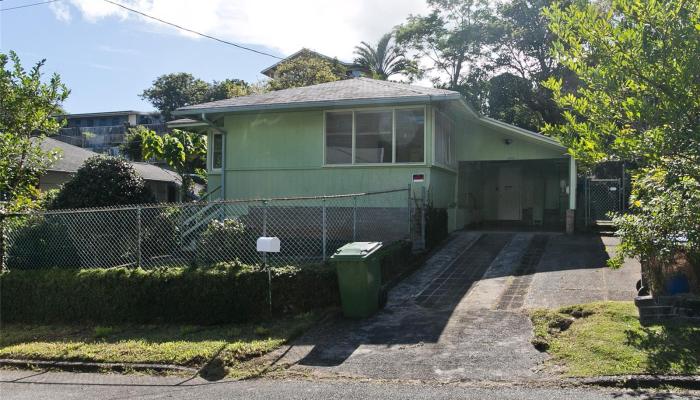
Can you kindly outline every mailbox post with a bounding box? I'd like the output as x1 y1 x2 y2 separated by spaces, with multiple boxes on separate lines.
257 236 281 312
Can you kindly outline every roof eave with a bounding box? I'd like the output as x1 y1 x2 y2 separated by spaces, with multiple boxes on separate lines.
173 93 462 117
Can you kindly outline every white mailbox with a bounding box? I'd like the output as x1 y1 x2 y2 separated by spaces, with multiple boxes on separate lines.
257 236 281 253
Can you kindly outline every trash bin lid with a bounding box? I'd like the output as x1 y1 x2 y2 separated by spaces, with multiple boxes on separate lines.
331 242 382 260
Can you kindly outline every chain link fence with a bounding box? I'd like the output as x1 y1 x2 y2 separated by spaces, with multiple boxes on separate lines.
1 188 424 270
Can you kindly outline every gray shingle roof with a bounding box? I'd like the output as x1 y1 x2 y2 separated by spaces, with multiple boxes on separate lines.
175 77 461 115
35 137 181 183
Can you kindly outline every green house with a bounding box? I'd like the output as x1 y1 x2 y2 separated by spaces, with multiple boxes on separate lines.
172 78 576 233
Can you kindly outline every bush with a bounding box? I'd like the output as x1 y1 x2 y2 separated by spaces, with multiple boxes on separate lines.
0 263 338 325
5 216 80 269
196 218 257 266
425 206 448 250
50 156 155 209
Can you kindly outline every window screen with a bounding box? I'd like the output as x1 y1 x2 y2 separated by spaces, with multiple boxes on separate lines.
325 112 353 164
355 111 393 163
395 109 425 163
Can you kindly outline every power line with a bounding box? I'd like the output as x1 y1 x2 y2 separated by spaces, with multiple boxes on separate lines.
0 0 61 11
101 0 282 60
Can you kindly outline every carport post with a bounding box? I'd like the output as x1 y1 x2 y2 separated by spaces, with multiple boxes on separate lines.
566 155 577 234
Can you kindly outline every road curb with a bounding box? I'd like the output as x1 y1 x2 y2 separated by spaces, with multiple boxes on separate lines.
0 358 198 374
572 375 700 390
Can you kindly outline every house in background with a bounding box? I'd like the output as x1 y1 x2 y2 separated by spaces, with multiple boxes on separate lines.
172 77 576 233
260 48 364 79
54 110 166 156
36 137 180 203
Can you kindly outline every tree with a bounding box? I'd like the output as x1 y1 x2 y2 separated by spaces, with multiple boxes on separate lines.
395 0 497 90
140 73 210 120
543 0 700 273
268 51 347 90
0 51 68 210
50 156 154 209
354 33 408 80
120 125 149 162
141 128 206 201
489 0 575 129
141 74 254 120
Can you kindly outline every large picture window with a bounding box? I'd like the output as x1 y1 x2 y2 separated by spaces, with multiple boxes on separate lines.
435 110 455 168
325 108 425 165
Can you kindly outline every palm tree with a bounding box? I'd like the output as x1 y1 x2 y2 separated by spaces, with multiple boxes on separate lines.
354 33 407 80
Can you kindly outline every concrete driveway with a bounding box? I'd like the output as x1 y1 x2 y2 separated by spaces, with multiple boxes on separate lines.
269 231 640 383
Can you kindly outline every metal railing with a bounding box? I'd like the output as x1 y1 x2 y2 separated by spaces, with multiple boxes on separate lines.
1 188 423 270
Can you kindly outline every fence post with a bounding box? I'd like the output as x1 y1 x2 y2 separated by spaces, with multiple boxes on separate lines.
322 198 327 261
421 186 426 251
352 196 357 242
407 184 412 242
136 206 142 268
261 200 272 312
0 212 6 272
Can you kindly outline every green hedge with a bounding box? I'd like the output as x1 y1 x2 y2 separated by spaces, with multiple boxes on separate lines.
0 264 338 325
0 240 414 325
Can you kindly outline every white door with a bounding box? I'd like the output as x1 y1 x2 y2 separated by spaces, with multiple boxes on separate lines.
497 166 521 220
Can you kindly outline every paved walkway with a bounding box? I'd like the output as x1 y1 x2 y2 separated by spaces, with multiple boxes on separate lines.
267 231 640 382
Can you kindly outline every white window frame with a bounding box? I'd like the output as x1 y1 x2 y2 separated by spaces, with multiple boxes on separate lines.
209 131 224 172
432 108 457 171
323 105 427 167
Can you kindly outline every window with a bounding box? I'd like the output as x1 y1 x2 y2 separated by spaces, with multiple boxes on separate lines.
325 112 352 164
435 110 456 167
355 111 393 163
212 133 223 170
395 109 425 163
324 108 425 165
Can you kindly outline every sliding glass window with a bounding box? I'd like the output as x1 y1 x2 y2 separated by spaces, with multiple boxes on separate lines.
325 112 353 164
325 108 424 165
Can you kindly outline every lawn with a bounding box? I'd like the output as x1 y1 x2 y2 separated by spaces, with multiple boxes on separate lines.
0 313 317 378
530 301 700 377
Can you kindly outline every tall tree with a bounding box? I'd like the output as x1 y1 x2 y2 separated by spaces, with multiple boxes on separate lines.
141 128 206 201
543 0 700 274
268 51 347 91
0 51 68 209
354 33 408 80
395 0 497 90
141 74 252 120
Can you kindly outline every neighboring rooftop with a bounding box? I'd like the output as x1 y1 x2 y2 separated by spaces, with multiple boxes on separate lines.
35 136 181 183
55 110 160 119
260 48 358 78
174 77 461 115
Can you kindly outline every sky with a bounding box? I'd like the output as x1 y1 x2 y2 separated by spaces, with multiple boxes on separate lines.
0 0 429 113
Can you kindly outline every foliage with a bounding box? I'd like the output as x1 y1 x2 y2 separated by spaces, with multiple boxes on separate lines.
0 51 68 208
530 301 700 376
487 73 544 132
140 73 252 120
50 156 154 209
395 0 498 89
5 216 80 269
353 32 409 80
268 50 347 90
196 218 256 266
141 128 206 200
425 206 449 250
0 264 339 324
543 0 700 274
119 125 149 161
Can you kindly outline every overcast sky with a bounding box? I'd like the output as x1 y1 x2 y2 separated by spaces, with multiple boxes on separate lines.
0 0 429 113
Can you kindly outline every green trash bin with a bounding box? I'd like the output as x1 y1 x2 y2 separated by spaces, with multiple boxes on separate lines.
331 241 383 318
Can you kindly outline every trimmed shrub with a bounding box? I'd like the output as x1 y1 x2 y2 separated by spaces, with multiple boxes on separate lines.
0 264 338 325
6 216 80 269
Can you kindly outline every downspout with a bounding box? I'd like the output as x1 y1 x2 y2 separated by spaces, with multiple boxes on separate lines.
201 113 226 201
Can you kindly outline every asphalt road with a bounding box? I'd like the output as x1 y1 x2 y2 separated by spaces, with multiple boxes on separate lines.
1 371 698 400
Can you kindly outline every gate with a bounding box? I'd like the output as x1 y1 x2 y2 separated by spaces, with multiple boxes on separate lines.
585 178 623 225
